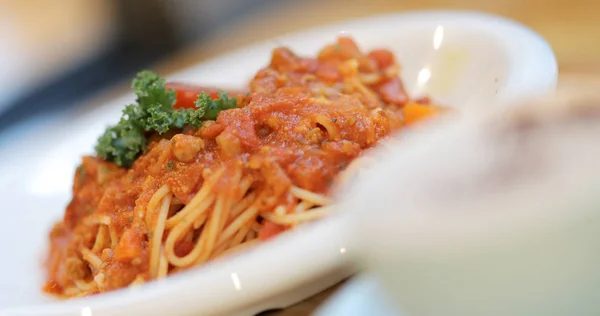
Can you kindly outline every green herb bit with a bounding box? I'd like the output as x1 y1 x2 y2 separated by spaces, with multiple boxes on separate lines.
95 121 147 168
95 70 237 168
132 70 176 111
196 91 237 120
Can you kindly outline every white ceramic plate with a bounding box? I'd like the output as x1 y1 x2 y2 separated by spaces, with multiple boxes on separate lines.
0 11 556 316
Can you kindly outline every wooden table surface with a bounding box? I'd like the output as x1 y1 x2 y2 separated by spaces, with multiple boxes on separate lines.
150 1 599 314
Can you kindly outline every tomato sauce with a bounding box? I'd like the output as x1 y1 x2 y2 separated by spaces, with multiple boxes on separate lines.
45 37 439 296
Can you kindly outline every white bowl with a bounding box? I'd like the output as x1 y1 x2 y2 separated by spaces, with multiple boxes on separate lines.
0 11 557 316
338 87 600 316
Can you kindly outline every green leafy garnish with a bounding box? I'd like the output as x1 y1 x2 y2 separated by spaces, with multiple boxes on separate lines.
195 91 238 120
95 110 147 168
95 70 236 167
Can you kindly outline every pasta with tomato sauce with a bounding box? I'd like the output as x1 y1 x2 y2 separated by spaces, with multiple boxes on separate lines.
44 37 442 297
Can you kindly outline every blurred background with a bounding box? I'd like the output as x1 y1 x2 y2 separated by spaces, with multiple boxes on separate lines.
0 0 597 313
1 0 598 136
0 0 282 134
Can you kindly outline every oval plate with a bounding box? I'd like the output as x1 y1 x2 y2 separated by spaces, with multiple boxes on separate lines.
0 11 556 316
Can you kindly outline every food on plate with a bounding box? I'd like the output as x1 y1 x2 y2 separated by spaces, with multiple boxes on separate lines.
44 37 443 297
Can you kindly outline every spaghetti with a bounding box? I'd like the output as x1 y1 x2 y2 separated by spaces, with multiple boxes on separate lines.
43 37 442 297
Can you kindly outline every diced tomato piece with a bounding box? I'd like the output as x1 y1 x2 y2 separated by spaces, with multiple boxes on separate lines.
315 62 342 82
414 96 431 105
165 83 216 109
336 37 361 59
174 240 194 257
368 49 395 70
114 228 144 262
200 123 226 139
258 221 286 241
379 77 408 105
165 83 245 109
270 47 303 71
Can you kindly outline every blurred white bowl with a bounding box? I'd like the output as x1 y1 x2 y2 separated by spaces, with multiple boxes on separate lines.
341 87 600 316
0 11 557 316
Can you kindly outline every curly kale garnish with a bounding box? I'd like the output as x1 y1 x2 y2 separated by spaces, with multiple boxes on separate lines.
95 70 236 167
195 91 237 120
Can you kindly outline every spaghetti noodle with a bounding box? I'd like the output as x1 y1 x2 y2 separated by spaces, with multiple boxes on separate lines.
43 37 442 297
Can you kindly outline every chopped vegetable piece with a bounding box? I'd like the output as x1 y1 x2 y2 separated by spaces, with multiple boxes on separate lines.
95 71 237 167
258 221 286 241
166 83 246 109
402 103 439 126
166 83 220 109
368 49 395 70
